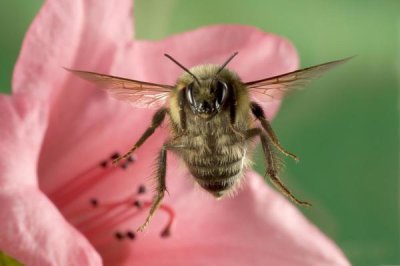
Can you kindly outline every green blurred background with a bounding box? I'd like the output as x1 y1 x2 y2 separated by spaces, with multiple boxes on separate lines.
0 1 398 265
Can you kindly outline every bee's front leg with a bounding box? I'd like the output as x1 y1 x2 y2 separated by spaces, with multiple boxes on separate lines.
250 102 299 162
245 128 310 206
137 141 180 232
114 108 169 164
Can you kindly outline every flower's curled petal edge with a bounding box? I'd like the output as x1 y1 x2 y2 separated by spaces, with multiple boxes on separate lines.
12 0 134 103
0 93 47 187
0 186 102 266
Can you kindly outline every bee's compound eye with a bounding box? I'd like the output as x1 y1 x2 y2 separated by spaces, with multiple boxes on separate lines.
185 82 195 105
215 80 228 106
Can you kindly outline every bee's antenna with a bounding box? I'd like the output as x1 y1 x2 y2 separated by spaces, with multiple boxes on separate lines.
164 54 201 85
215 52 239 76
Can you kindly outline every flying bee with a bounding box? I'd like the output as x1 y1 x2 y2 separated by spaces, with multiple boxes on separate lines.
67 52 350 231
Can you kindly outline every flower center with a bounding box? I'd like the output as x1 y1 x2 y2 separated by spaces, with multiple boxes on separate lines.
47 152 174 246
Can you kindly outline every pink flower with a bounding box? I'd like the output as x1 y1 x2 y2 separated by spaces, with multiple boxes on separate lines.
0 0 350 265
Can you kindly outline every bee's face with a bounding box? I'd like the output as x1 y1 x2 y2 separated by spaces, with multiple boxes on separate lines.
185 78 229 118
177 65 237 119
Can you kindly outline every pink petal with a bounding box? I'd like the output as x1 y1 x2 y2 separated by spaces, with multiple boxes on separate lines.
0 186 101 266
12 0 134 102
0 94 46 187
10 0 134 193
129 25 298 85
0 94 101 265
113 171 349 266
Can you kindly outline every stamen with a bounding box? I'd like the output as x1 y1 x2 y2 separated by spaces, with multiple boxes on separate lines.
51 150 176 245
50 152 136 210
90 198 99 207
49 152 121 200
83 202 144 239
137 184 146 194
114 231 124 241
120 162 129 170
126 231 136 240
126 155 136 163
69 193 175 243
48 164 100 200
133 200 142 208
157 203 175 238
100 160 108 168
160 227 171 238
72 197 133 231
54 166 118 208
119 155 136 170
110 152 119 159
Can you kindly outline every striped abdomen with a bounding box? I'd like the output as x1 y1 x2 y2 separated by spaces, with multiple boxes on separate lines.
181 136 247 198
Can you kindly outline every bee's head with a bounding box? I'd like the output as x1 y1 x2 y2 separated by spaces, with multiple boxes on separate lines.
184 78 228 118
165 52 238 119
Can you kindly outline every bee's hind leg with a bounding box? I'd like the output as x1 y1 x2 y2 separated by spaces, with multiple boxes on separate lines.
250 102 299 162
137 141 179 232
245 128 311 206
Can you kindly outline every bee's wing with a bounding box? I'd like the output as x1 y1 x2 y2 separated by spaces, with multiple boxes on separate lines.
245 57 351 103
66 69 173 108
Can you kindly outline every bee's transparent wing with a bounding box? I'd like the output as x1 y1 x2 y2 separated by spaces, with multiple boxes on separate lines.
245 57 351 103
66 69 173 108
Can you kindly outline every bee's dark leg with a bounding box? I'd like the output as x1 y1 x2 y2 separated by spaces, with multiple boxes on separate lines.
137 141 182 232
114 108 169 164
250 102 299 162
137 145 167 232
178 88 187 131
245 128 310 206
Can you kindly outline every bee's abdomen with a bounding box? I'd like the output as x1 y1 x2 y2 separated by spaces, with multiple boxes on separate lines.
181 141 246 196
189 160 242 181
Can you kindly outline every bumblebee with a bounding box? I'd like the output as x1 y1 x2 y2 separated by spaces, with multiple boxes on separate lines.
67 52 349 231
